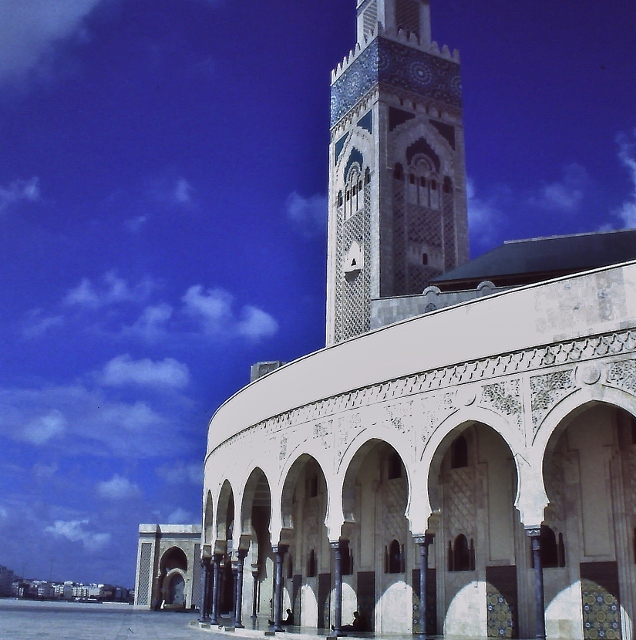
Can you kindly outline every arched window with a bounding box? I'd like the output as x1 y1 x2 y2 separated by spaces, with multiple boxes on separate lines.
422 253 428 266
393 163 404 180
443 176 453 194
451 435 468 469
388 451 402 479
337 191 343 207
365 167 371 185
386 539 403 573
307 550 317 577
453 535 471 571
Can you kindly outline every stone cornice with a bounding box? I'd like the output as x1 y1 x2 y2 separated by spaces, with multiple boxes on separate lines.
207 327 636 460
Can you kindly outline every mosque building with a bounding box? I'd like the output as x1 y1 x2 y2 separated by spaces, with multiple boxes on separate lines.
136 1 636 637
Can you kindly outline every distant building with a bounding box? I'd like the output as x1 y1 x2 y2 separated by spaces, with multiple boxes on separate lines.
134 524 202 610
0 565 14 597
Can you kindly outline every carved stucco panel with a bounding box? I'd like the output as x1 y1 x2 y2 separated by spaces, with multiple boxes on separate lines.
530 369 577 435
605 359 636 396
480 379 522 434
312 420 333 451
419 390 458 452
337 412 364 467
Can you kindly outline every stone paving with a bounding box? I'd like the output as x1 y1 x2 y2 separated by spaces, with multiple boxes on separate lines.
0 600 209 640
0 600 427 640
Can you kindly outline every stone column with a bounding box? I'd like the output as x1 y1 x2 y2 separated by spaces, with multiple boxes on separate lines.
331 540 346 635
526 527 546 640
210 554 222 625
198 556 211 623
273 545 288 632
414 534 434 638
251 570 259 619
233 550 247 628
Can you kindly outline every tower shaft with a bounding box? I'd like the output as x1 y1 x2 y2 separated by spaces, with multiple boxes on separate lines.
326 1 469 345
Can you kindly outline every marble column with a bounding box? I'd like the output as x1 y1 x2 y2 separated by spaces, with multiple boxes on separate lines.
233 550 247 628
198 556 211 622
527 527 546 640
251 570 259 619
210 554 222 625
414 534 434 638
273 545 288 632
331 540 346 635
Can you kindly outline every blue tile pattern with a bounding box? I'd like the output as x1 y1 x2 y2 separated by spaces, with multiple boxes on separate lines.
331 38 462 126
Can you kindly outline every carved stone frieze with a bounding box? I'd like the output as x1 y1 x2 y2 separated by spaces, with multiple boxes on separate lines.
605 359 636 396
480 379 522 432
419 391 457 451
337 412 364 468
383 399 414 435
530 369 576 434
312 420 333 450
211 329 636 458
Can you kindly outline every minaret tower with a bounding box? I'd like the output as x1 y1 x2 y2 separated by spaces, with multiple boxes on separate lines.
326 0 469 345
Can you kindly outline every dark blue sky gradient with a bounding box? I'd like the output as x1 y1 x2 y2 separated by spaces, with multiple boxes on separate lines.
0 0 634 586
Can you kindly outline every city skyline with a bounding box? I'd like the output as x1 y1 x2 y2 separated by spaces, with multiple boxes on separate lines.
0 0 634 586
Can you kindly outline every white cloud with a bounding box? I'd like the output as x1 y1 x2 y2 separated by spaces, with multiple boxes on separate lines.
237 305 279 340
64 271 155 308
0 0 105 85
123 303 173 342
174 178 194 205
96 475 141 500
166 507 196 525
182 285 278 340
123 215 148 233
182 285 232 334
617 130 636 228
45 519 111 552
156 460 202 485
0 384 192 458
466 178 504 248
286 191 328 238
0 177 40 213
527 163 588 212
22 309 64 339
101 354 190 389
22 410 67 445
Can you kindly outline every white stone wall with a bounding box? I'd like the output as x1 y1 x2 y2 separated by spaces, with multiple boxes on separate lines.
204 261 636 636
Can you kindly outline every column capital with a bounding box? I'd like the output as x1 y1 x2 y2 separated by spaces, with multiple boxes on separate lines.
200 556 211 567
237 548 248 560
413 533 435 546
525 526 542 538
273 544 288 555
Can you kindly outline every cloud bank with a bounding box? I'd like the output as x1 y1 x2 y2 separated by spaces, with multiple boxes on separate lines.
617 130 636 228
286 191 328 238
0 177 40 213
101 354 190 389
0 0 105 85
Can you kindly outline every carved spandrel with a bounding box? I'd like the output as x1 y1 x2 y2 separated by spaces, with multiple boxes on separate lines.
530 369 576 435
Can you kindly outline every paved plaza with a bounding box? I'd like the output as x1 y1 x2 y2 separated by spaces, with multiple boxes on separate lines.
0 600 209 640
0 599 434 640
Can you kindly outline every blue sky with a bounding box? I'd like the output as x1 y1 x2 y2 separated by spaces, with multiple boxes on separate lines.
0 0 634 588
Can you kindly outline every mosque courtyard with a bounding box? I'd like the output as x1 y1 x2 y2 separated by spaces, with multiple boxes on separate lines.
0 599 206 640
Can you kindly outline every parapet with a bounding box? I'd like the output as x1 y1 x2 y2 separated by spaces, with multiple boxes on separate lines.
331 22 460 84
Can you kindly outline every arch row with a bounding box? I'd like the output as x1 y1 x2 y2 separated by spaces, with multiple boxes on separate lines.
202 383 636 636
